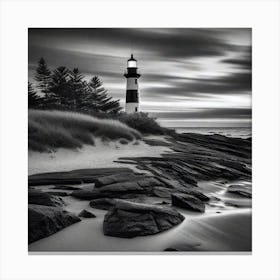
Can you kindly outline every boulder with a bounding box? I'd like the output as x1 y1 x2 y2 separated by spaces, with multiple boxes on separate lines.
28 189 64 207
103 200 185 238
28 204 80 244
78 209 96 218
71 177 164 200
89 198 118 210
171 193 205 212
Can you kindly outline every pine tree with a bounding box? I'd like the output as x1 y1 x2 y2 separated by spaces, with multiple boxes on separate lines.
49 66 71 108
68 68 88 110
35 57 51 94
28 82 42 109
86 76 121 114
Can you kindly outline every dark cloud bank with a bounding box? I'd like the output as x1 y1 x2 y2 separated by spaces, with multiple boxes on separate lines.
29 28 252 127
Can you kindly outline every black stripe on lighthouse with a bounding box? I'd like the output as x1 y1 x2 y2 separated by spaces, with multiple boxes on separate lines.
126 90 139 103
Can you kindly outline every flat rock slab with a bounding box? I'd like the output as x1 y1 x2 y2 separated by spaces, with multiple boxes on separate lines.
119 134 251 185
180 189 210 202
171 193 205 212
95 173 145 187
52 185 81 190
28 167 134 186
28 204 80 244
29 189 64 207
103 200 185 238
78 209 96 218
227 185 252 198
152 187 173 198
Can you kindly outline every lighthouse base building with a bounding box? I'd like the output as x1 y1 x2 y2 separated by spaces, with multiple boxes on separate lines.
124 54 141 113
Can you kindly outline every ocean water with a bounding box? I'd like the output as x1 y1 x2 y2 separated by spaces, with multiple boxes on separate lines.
174 127 252 139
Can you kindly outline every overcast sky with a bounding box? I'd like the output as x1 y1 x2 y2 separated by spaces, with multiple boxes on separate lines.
28 28 251 127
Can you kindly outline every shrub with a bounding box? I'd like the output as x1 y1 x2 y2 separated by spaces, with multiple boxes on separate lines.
28 110 141 152
117 112 169 135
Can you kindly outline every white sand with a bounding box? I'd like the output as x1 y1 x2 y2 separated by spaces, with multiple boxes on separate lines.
28 137 172 175
28 137 252 253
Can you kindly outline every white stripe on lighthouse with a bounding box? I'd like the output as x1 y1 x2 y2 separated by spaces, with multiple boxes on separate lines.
125 102 139 113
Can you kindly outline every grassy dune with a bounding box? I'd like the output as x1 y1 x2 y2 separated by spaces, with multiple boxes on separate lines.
29 110 141 152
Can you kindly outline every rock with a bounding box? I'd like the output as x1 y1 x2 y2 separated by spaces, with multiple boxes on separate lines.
52 185 81 190
28 189 64 207
171 193 205 212
164 247 178 251
95 173 162 189
181 189 210 202
71 188 143 200
152 186 209 202
28 204 80 244
227 185 252 198
156 201 169 205
119 139 129 145
103 200 185 238
137 177 163 188
89 198 118 210
28 167 134 186
71 175 176 200
95 173 142 187
46 191 69 197
98 181 145 193
152 187 172 198
71 189 100 200
78 209 96 218
71 180 153 200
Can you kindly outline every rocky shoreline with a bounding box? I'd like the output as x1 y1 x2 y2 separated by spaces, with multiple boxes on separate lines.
28 133 252 251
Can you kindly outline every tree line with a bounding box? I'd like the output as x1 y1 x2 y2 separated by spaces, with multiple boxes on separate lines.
28 57 122 114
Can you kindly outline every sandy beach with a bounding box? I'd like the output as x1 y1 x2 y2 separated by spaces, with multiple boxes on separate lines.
28 133 252 252
29 136 171 176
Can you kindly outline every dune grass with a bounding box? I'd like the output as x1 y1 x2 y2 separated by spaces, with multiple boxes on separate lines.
117 112 171 135
29 110 141 152
86 111 173 135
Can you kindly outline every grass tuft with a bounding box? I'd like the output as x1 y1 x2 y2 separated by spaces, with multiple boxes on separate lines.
29 110 141 152
117 112 172 135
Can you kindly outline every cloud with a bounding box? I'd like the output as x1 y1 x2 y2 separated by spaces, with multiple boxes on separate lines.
28 28 252 127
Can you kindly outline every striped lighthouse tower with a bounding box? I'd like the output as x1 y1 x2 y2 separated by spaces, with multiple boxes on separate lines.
124 54 141 113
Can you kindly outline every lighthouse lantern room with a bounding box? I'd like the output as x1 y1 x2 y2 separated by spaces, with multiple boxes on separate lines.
124 54 141 113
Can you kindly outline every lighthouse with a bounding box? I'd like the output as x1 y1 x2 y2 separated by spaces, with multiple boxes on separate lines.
124 54 141 113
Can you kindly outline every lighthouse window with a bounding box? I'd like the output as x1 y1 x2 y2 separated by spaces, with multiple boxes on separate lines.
135 79 137 84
